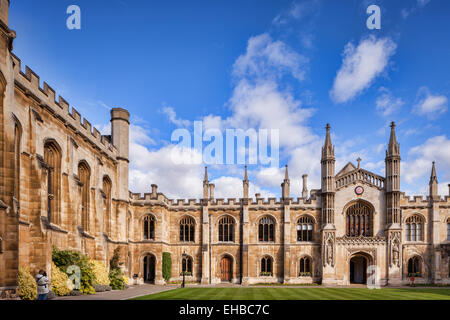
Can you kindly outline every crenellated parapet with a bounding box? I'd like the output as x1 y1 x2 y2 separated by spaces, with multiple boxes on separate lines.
11 53 118 160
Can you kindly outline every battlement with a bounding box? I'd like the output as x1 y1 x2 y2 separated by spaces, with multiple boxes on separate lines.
400 192 450 206
129 191 321 209
11 53 119 160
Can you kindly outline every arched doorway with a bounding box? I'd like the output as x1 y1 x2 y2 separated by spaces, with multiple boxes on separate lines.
143 254 156 283
220 256 232 282
350 255 369 284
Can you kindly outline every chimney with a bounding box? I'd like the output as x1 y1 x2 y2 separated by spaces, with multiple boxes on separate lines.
209 184 215 200
151 184 158 198
302 174 308 199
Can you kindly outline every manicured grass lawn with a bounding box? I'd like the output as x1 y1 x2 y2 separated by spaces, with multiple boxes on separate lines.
131 287 450 300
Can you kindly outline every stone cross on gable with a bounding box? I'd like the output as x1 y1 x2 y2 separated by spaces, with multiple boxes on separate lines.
357 157 362 168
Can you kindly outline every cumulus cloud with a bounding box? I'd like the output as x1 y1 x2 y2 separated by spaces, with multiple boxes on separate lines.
403 135 450 185
330 36 397 104
376 87 404 117
161 106 191 127
232 33 308 82
413 87 448 119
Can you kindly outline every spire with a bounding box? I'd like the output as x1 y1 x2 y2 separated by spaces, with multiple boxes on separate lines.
429 161 438 198
203 166 208 183
243 166 249 199
387 122 400 156
322 123 334 159
281 165 290 200
430 161 438 183
203 167 209 200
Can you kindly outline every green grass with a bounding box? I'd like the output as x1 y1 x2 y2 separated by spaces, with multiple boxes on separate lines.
130 287 450 300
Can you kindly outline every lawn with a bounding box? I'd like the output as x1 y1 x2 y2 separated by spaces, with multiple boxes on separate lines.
131 287 450 300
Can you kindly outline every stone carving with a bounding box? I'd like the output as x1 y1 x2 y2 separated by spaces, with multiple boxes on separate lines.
389 231 401 268
323 232 335 267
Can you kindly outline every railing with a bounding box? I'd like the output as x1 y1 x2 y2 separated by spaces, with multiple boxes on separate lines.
336 169 384 189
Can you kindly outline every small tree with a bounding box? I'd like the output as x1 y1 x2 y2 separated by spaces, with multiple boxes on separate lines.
110 248 120 270
162 252 172 282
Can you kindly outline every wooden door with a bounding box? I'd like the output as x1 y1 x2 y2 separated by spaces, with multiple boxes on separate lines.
220 257 232 282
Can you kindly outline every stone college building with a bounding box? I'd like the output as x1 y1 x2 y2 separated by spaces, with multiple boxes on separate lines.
1 1 450 298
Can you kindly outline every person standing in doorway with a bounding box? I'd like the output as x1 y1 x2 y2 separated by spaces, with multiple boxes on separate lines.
35 269 50 300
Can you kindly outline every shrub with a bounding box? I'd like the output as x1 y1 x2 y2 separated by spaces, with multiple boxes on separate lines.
52 247 96 295
109 268 125 290
51 262 72 296
110 248 120 270
91 260 110 286
123 275 130 285
162 252 172 282
18 267 37 300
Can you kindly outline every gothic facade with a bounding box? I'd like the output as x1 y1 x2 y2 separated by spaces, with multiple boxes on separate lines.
1 2 450 298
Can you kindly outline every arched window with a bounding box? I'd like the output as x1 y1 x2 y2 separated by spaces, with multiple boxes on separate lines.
78 161 91 231
408 256 421 277
218 216 234 242
346 201 373 237
13 120 22 201
258 216 275 242
447 218 450 241
181 256 193 276
405 215 424 242
297 216 313 242
260 256 273 276
179 216 195 242
299 256 311 276
102 176 112 235
44 141 61 224
143 215 155 240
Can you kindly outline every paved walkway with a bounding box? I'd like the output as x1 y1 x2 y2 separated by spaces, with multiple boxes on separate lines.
55 284 176 300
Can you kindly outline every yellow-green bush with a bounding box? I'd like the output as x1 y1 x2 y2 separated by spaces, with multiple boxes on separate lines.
91 260 110 286
51 262 72 296
123 275 129 285
18 267 37 300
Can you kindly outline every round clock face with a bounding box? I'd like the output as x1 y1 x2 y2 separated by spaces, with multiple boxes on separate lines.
355 186 364 195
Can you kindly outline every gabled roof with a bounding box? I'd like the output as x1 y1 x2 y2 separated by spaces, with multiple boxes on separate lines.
336 162 357 178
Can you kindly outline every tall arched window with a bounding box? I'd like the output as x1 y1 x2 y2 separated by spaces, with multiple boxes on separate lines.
447 218 450 241
297 216 313 241
78 161 91 231
44 141 61 224
179 216 195 242
299 256 311 275
258 216 275 242
405 215 424 242
260 256 273 276
218 216 234 242
13 120 22 201
346 201 373 237
408 256 421 277
143 215 155 240
181 256 193 276
102 176 112 235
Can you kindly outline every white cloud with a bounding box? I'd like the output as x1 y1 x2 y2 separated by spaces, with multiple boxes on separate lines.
417 0 431 8
161 106 191 127
413 87 448 119
330 36 397 104
232 33 308 82
376 87 404 117
211 176 275 199
403 136 450 185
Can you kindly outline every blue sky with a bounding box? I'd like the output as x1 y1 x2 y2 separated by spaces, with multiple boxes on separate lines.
10 0 450 199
